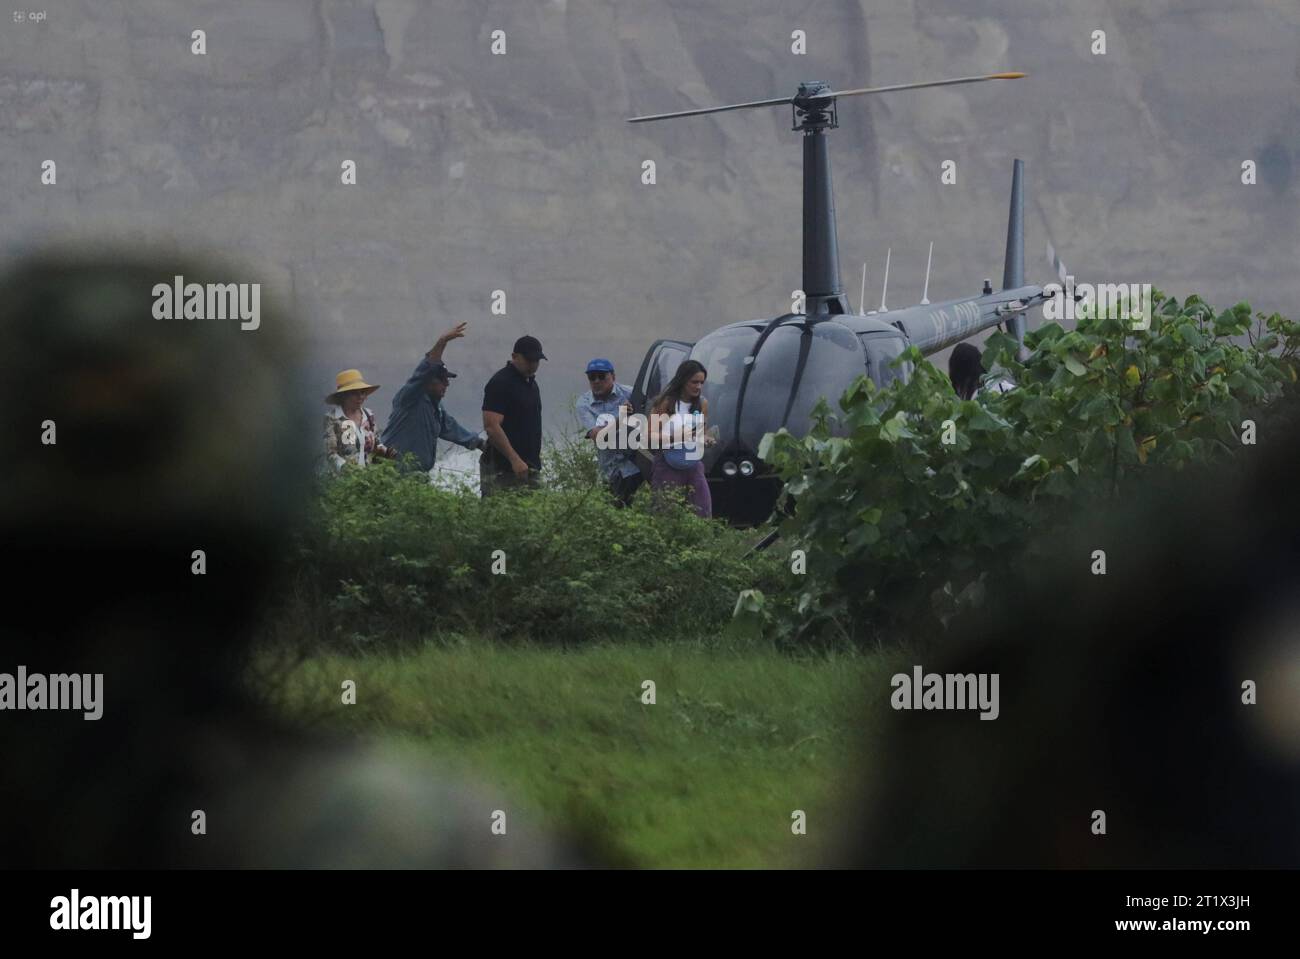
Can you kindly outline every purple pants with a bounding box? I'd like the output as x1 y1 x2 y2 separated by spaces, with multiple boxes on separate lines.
650 453 713 518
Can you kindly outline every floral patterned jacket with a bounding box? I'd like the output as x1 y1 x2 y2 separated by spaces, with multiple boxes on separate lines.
324 407 384 470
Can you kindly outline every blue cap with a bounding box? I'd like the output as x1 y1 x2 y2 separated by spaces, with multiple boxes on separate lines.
585 358 614 374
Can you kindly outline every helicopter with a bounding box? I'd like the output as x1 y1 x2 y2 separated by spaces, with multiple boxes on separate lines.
625 72 1055 525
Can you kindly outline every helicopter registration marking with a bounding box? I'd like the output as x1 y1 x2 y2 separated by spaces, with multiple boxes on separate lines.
927 301 981 340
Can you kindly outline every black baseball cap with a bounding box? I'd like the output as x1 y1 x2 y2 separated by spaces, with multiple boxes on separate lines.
512 335 547 361
428 361 457 381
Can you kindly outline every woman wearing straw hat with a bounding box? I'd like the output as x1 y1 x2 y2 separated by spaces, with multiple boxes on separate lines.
324 369 389 470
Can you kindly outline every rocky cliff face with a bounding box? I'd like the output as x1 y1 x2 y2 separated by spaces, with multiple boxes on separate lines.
2 0 1297 432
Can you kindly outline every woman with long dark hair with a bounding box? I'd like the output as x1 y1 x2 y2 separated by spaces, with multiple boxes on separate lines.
949 342 982 401
649 359 713 518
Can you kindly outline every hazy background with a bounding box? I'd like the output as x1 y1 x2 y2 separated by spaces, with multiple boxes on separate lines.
2 0 1296 442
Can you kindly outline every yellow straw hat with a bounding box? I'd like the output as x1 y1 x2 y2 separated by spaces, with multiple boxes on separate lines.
326 369 380 405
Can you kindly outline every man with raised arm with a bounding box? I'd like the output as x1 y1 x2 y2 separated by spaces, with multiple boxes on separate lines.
382 322 486 474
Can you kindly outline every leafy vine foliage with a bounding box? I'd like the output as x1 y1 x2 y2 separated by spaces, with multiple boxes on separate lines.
752 293 1300 644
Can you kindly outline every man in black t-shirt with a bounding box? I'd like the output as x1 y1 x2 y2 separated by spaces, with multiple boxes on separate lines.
481 334 546 495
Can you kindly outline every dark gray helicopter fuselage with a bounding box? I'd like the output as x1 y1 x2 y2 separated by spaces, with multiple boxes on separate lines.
630 282 1046 525
627 73 1044 524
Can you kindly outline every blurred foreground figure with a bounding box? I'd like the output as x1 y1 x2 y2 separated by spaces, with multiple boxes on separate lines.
851 396 1300 867
0 251 578 868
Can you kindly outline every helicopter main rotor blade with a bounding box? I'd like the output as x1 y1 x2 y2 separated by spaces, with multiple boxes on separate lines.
626 71 1024 123
626 95 794 123
823 71 1025 100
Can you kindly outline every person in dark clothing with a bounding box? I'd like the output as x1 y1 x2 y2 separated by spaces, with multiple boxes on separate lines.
381 322 486 474
481 335 545 495
949 341 983 401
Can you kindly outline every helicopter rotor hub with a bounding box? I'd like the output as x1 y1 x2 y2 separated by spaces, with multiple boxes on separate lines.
792 81 837 133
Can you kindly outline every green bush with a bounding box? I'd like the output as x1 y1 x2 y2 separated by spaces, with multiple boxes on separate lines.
540 408 607 492
286 451 787 649
758 293 1299 644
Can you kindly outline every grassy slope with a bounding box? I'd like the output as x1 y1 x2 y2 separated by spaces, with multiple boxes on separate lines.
264 640 896 868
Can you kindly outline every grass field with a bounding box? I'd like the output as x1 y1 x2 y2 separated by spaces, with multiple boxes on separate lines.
262 639 901 868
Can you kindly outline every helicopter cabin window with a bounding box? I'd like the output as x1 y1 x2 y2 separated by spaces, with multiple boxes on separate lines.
645 343 690 404
736 325 803 453
688 326 760 447
783 321 865 438
863 333 911 388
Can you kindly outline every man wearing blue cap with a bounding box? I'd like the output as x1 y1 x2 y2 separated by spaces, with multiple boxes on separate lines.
576 358 643 506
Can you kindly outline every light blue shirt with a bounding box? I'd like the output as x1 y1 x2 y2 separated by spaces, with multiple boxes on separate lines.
576 382 640 481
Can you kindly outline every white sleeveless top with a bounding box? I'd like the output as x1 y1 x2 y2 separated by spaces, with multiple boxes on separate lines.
663 400 703 450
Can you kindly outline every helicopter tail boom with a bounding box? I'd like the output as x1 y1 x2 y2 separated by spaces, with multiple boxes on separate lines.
889 285 1046 356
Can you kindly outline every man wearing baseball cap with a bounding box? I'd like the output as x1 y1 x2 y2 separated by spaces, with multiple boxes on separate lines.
576 358 644 506
481 334 546 494
382 322 487 474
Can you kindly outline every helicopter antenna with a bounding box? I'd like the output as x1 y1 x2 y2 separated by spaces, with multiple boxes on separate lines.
920 241 933 305
879 248 891 313
859 262 868 316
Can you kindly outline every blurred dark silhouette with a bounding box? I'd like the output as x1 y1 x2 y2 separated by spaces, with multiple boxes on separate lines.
948 342 983 401
0 250 583 868
849 396 1300 867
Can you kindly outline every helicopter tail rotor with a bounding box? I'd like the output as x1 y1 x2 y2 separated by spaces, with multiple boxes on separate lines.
1046 240 1070 288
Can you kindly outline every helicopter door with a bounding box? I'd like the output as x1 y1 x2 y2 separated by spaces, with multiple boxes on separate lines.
735 324 806 453
781 321 869 439
630 339 692 413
